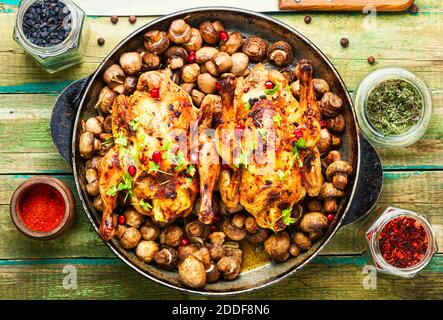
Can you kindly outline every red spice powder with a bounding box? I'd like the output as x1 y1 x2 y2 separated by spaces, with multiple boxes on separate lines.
18 184 65 232
378 217 428 268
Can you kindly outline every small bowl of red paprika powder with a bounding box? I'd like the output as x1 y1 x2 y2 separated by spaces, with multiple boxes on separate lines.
10 176 75 240
366 207 437 278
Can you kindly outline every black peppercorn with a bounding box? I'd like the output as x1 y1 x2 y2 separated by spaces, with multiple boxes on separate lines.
97 37 105 46
128 15 137 24
367 56 376 65
304 16 312 24
340 37 349 48
111 15 119 24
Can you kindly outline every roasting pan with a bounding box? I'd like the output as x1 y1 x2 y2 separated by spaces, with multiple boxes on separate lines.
50 7 383 295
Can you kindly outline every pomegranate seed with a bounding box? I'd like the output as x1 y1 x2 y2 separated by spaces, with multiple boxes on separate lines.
218 31 229 42
118 215 126 225
210 225 217 232
216 81 222 92
152 151 162 164
327 214 335 223
213 215 221 222
265 81 274 89
187 51 196 63
295 129 303 138
127 165 136 177
243 87 250 93
181 237 189 246
320 120 328 128
222 163 230 170
150 88 160 99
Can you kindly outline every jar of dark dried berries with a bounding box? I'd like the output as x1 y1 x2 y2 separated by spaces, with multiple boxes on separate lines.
13 0 87 73
365 207 437 278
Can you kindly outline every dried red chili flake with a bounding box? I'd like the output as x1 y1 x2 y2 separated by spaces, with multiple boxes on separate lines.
378 217 428 268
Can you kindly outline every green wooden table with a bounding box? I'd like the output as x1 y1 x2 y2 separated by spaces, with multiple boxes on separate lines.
0 0 442 299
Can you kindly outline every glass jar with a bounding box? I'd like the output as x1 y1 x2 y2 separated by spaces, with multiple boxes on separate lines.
354 67 433 148
365 207 438 278
12 0 87 73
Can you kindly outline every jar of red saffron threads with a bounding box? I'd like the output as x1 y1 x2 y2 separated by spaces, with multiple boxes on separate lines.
365 207 437 278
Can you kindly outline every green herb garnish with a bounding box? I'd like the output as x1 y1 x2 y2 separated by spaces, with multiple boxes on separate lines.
148 161 160 173
129 117 140 131
244 101 251 112
106 172 133 200
186 164 196 177
366 79 424 135
114 134 128 147
273 114 282 127
265 84 280 96
139 199 152 211
281 207 295 226
277 169 286 180
292 146 303 168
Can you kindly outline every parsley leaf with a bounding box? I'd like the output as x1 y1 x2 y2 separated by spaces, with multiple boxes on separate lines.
139 199 152 211
106 185 117 196
102 137 114 147
107 173 133 200
244 101 251 112
186 164 196 177
162 139 172 151
265 84 280 96
281 207 295 226
297 138 306 148
273 114 282 127
292 146 304 168
277 169 286 180
129 117 140 131
148 161 160 173
285 85 291 92
114 134 128 147
174 151 187 171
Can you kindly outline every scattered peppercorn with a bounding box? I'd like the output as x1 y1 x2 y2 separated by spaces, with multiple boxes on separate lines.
111 15 119 24
97 37 105 46
340 37 349 48
22 0 72 47
304 15 312 24
128 15 137 24
367 56 376 65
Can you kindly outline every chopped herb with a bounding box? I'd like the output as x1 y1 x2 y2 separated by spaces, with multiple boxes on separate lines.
366 79 424 135
106 185 117 196
244 101 251 112
139 199 152 211
277 169 286 180
114 134 128 147
265 84 280 96
285 85 291 93
102 137 114 147
273 114 282 127
292 146 303 168
281 207 295 226
297 138 306 148
107 173 133 200
148 161 160 173
162 139 172 151
174 151 187 171
186 164 196 177
129 117 140 131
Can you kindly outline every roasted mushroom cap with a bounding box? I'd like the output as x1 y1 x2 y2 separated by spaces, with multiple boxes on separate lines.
103 64 125 85
242 36 268 62
178 244 199 261
319 92 343 116
299 212 329 233
135 240 159 263
165 225 184 247
320 182 345 198
85 117 103 136
181 63 200 83
246 227 268 244
230 52 249 76
268 41 293 66
96 86 115 114
183 28 203 52
220 31 244 54
326 160 353 190
140 222 161 241
217 256 241 280
222 219 247 241
119 52 142 75
179 255 206 289
212 52 232 73
154 246 179 270
165 46 188 70
312 78 330 98
120 227 142 249
144 30 169 54
199 20 222 44
294 232 312 251
79 132 95 159
206 263 221 283
326 114 346 133
197 73 217 94
168 19 192 44
141 52 161 70
123 76 138 95
195 46 219 64
264 232 291 262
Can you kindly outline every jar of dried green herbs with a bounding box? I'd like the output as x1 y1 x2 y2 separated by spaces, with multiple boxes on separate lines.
354 67 432 147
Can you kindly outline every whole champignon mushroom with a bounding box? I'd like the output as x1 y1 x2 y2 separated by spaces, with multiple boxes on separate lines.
206 243 226 261
222 219 247 241
317 128 333 154
168 19 192 44
181 63 200 83
193 246 212 269
179 255 206 289
289 244 301 257
185 220 206 239
217 256 241 280
180 82 196 94
230 52 249 76
165 225 184 248
244 216 258 234
204 60 219 77
199 20 224 45
323 198 337 213
164 46 188 70
120 227 142 249
220 31 244 54
85 117 103 136
242 36 268 62
114 224 126 240
209 231 225 245
140 221 161 241
191 89 206 107
123 208 144 228
326 160 353 190
178 244 199 261
123 76 138 95
86 156 101 170
144 30 170 54
267 41 293 66
79 132 96 159
231 213 245 229
96 86 115 114
154 246 178 270
293 232 312 251
183 28 203 52
92 195 103 212
212 52 232 73
119 52 142 75
312 78 330 99
195 46 219 64
197 73 218 94
326 114 346 133
206 263 221 283
319 92 343 117
141 52 160 71
299 212 329 234
320 182 345 199
323 150 341 167
103 64 125 85
264 232 291 262
135 240 159 263
246 227 268 244
86 180 99 196
109 82 124 95
307 199 322 212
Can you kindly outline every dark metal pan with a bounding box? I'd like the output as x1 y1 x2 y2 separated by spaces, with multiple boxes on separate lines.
50 7 383 295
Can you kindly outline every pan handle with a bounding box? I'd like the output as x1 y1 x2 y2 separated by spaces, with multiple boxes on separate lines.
50 76 91 165
342 134 383 225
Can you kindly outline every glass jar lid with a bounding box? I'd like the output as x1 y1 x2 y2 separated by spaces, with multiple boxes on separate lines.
354 67 433 148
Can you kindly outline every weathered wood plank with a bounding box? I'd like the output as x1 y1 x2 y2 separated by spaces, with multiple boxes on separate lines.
0 171 441 259
0 0 442 93
0 255 441 299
